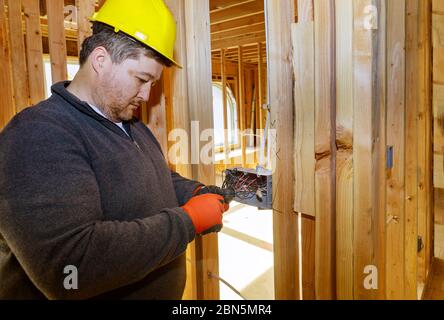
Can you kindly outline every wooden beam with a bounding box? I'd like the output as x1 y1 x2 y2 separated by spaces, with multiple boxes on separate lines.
164 0 196 300
405 0 419 300
211 12 264 33
184 0 219 300
221 49 230 164
314 0 335 300
76 0 95 55
352 0 385 300
301 214 316 299
22 0 45 105
292 17 315 217
266 0 299 300
210 0 253 11
210 0 263 24
257 42 264 133
8 0 30 112
211 22 264 41
238 46 246 167
335 0 353 300
46 0 67 83
386 0 406 300
211 33 266 50
0 0 15 128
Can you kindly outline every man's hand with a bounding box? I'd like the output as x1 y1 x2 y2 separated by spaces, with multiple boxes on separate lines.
181 194 229 235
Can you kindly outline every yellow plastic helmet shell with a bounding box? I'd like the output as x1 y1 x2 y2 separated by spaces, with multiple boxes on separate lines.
91 0 180 68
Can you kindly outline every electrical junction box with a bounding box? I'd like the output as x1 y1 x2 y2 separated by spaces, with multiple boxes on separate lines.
222 167 272 210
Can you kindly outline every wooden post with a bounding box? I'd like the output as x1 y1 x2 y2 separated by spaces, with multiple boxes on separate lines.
386 0 406 300
76 0 96 54
8 0 30 112
221 49 229 165
164 0 196 300
184 0 219 300
335 0 353 300
0 0 15 128
266 0 299 300
257 42 264 132
46 0 67 83
314 0 336 300
405 0 419 300
22 0 45 105
238 46 246 167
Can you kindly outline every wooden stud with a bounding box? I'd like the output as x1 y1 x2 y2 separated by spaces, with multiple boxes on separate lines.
7 0 30 112
386 0 406 300
335 0 354 300
257 42 264 133
405 0 419 300
352 0 380 300
22 0 45 105
301 214 316 299
221 49 230 165
266 0 299 300
238 46 246 167
76 0 95 55
314 0 336 300
184 0 219 300
46 0 67 83
0 0 15 128
374 0 387 300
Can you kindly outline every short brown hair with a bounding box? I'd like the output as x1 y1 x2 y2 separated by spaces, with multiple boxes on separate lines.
79 22 173 67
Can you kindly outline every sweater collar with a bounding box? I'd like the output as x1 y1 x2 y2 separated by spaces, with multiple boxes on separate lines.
51 81 135 139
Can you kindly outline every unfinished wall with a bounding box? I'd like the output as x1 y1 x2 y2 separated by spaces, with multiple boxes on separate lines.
293 0 433 300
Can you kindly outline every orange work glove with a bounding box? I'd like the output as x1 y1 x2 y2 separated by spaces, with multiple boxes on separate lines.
181 194 228 235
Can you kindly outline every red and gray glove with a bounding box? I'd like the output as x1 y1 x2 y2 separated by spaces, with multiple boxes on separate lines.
181 194 229 235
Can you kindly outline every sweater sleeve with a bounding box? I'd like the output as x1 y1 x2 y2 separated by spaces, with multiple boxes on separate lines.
171 171 204 206
0 113 195 300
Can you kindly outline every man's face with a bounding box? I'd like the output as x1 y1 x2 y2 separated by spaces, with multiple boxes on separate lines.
94 54 164 123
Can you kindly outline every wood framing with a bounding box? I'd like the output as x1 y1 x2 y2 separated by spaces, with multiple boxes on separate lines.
266 0 299 300
335 0 353 300
184 0 219 300
0 0 15 129
7 0 30 112
314 0 336 300
46 0 67 83
22 0 45 106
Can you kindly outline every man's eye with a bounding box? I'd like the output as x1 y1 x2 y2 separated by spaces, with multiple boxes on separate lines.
137 78 148 84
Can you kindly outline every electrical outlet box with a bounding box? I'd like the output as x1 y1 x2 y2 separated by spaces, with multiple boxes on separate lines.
223 167 272 210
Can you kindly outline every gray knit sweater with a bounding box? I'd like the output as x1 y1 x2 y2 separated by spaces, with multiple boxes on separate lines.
0 81 201 300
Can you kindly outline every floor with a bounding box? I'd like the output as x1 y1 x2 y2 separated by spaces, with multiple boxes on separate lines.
218 201 274 300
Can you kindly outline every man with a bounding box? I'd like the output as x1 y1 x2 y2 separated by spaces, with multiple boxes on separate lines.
0 0 228 299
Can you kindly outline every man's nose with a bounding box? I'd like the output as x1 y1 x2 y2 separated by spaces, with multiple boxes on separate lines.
138 83 152 102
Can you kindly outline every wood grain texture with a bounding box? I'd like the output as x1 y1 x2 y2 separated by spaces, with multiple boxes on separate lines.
292 22 315 217
22 0 45 105
184 0 219 300
405 0 419 300
335 0 354 300
0 0 15 128
386 0 406 300
7 0 30 111
76 0 95 54
301 214 315 300
352 0 379 300
46 0 67 83
314 0 336 300
266 0 299 300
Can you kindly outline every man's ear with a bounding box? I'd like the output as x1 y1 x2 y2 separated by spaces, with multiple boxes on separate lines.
90 46 110 74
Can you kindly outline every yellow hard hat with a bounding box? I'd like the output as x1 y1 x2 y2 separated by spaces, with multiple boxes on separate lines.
91 0 180 68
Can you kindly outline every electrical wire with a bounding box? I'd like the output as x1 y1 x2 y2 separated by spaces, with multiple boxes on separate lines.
208 272 247 300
